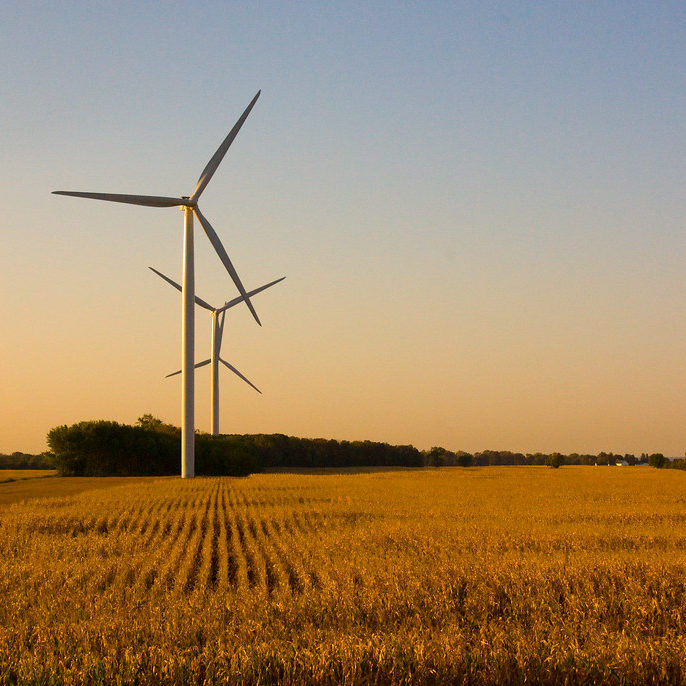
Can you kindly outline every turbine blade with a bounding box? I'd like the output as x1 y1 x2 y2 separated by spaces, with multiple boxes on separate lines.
165 359 211 378
148 267 214 312
217 310 226 349
52 191 186 207
190 91 261 203
217 276 286 313
193 206 261 326
220 358 262 394
149 267 181 292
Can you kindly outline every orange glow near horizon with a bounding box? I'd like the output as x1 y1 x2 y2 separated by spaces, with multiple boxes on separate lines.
1 4 685 458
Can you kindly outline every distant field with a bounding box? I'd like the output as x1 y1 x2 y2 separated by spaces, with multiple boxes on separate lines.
0 473 155 506
1 467 686 684
0 469 55 483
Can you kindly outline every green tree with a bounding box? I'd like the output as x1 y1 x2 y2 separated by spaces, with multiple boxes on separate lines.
426 446 448 467
456 451 474 467
545 453 564 469
648 453 666 469
137 414 179 435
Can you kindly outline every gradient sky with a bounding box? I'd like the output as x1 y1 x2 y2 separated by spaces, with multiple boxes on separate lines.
1 2 685 456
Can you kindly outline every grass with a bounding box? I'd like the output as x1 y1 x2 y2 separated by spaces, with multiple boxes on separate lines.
1 466 686 684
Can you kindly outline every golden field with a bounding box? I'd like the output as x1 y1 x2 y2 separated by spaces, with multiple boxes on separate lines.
1 466 686 684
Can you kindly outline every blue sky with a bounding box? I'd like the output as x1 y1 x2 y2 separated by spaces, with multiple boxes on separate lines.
1 2 685 455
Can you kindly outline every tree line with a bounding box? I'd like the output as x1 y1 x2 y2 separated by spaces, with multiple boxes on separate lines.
46 416 423 476
0 451 55 470
47 417 259 477
421 447 673 469
10 417 678 476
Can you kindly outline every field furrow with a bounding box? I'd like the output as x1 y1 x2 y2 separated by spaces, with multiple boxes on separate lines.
157 510 195 592
180 487 214 594
234 512 264 592
226 514 247 591
195 482 221 593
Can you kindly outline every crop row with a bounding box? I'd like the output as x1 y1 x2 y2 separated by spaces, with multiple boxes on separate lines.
0 477 354 601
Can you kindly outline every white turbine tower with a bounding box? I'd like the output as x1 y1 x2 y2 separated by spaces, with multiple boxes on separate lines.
150 268 285 434
53 92 262 478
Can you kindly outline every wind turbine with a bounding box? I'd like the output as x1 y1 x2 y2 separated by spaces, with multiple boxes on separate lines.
53 92 262 478
150 267 285 435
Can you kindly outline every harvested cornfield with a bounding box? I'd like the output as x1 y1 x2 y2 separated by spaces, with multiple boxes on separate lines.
2 467 686 684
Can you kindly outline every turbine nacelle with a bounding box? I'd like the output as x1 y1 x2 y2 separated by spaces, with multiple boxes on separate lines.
150 266 284 402
149 266 285 316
